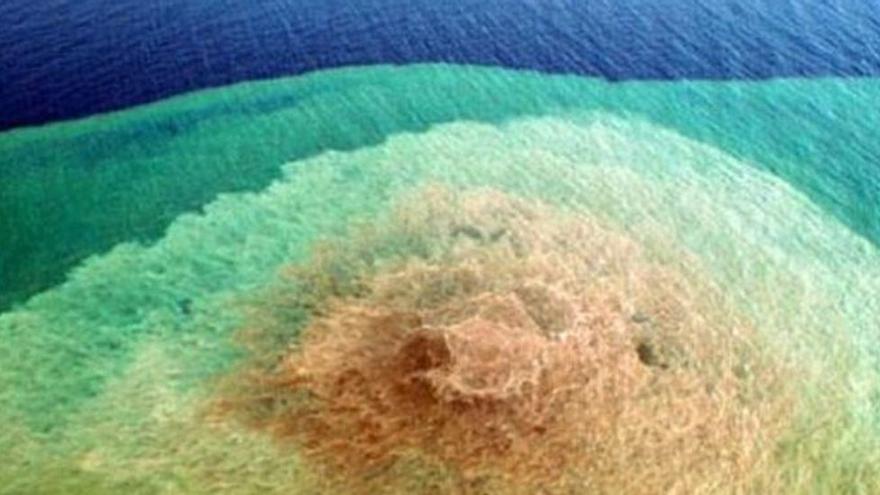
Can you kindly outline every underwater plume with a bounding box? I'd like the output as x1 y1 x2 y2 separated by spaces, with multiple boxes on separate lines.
225 186 791 494
1 66 880 494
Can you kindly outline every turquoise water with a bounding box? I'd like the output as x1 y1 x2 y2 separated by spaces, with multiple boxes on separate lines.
3 65 879 312
1 65 879 493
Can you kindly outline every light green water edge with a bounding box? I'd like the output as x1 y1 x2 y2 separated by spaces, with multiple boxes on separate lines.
1 65 879 493
2 64 879 311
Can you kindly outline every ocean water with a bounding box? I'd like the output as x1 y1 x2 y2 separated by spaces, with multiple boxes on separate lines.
3 66 879 313
2 2 880 494
3 0 880 129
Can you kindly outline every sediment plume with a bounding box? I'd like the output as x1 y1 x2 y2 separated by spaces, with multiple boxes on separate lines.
224 185 790 494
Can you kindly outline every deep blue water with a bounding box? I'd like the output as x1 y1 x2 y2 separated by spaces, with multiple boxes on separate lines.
2 0 880 130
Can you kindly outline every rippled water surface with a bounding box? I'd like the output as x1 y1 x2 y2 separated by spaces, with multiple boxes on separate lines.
1 2 879 494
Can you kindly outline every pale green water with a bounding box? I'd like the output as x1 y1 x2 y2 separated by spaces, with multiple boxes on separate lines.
1 65 879 493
